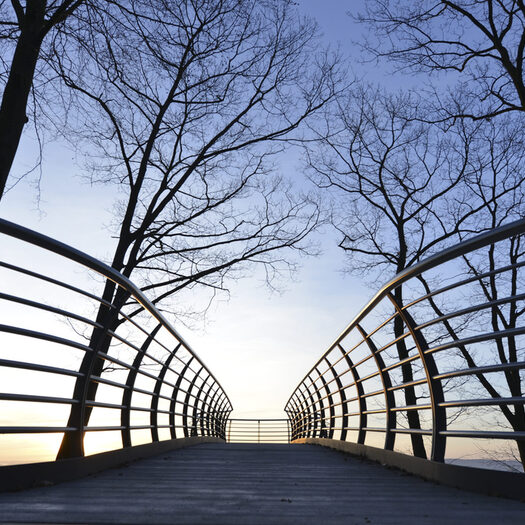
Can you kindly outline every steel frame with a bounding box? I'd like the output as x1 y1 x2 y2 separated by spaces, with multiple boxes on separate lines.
226 419 290 443
286 219 525 462
0 219 233 460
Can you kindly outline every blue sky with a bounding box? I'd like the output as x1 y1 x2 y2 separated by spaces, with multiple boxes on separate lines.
1 1 519 467
0 1 376 420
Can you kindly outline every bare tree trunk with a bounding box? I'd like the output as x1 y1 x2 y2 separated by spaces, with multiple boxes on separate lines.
418 271 525 470
0 0 46 199
517 434 525 468
393 286 427 458
56 280 129 459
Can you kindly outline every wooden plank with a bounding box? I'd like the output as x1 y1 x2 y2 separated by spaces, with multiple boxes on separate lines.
0 443 523 524
0 436 223 492
297 437 525 500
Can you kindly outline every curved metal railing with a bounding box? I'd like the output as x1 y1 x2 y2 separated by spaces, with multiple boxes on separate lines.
0 218 232 465
226 418 290 443
285 219 525 470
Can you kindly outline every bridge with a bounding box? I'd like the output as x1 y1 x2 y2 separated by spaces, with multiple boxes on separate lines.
0 218 524 523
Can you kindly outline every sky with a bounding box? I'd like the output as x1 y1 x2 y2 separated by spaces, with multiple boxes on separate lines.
0 1 371 422
1 1 514 465
0 0 379 463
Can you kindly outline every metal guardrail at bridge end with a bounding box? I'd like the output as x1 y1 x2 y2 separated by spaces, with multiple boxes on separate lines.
285 219 525 471
226 419 290 443
0 218 233 465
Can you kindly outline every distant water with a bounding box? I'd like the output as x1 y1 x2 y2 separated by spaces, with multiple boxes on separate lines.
446 458 523 473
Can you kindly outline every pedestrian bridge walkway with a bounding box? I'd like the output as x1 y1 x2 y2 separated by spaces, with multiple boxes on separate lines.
1 218 525 522
0 442 524 524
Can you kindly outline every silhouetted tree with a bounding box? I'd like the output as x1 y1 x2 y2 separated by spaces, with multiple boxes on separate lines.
52 0 339 458
0 0 85 199
304 87 500 458
419 117 525 469
357 0 525 121
308 83 525 465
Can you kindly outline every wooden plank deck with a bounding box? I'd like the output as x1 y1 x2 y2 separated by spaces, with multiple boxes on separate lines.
0 443 523 524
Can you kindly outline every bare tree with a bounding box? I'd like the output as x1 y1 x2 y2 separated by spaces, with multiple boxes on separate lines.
424 117 525 468
356 0 525 121
0 0 86 199
49 0 339 458
308 82 525 465
304 87 499 458
351 1 525 467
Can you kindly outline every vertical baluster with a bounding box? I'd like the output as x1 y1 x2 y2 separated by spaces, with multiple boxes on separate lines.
169 355 195 439
121 323 162 447
357 324 396 451
150 343 181 442
337 343 368 444
388 292 446 462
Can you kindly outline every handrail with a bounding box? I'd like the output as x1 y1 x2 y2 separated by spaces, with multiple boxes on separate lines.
0 219 216 379
288 218 525 393
0 218 233 464
226 418 290 443
285 218 525 469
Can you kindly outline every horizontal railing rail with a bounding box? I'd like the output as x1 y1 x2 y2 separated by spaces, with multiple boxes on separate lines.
226 418 290 443
285 219 525 471
0 218 233 464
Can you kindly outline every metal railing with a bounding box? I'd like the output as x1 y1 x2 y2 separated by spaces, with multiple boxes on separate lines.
226 419 290 443
0 218 232 463
285 219 525 468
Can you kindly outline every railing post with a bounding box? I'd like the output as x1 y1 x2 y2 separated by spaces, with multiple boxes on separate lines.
324 352 350 442
214 396 231 439
210 391 228 438
57 286 130 459
169 356 195 439
357 324 396 451
338 343 367 444
223 409 233 439
387 292 447 462
183 365 204 437
286 399 301 441
296 384 314 438
317 360 336 438
151 343 181 442
303 377 324 438
307 372 325 437
191 373 211 438
203 384 220 437
121 323 162 447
